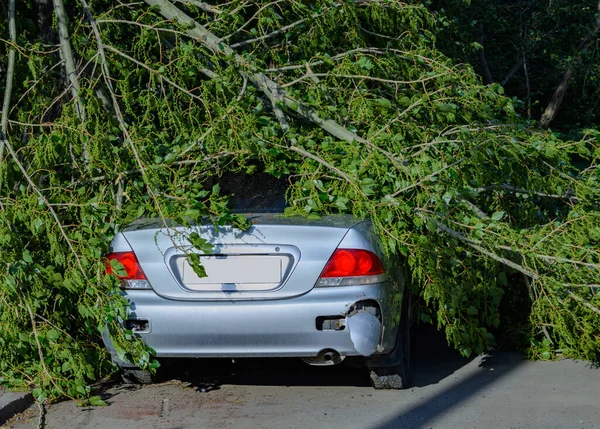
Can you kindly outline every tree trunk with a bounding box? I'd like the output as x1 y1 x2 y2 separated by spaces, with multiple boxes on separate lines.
540 1 600 128
477 22 494 84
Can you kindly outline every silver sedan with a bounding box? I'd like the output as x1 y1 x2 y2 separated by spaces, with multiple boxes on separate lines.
102 214 412 389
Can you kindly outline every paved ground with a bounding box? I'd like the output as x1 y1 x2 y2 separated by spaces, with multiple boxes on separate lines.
4 328 599 429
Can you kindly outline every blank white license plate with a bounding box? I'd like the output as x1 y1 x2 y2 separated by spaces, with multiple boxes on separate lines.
180 255 282 290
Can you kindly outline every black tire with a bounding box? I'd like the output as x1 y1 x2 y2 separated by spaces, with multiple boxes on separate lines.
121 368 153 385
368 290 412 389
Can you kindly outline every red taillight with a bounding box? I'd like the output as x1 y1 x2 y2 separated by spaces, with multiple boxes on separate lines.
105 252 147 280
320 249 385 278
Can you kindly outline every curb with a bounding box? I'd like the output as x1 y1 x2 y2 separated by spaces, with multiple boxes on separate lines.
0 391 34 425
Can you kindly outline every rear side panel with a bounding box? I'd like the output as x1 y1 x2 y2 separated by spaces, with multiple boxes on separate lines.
121 215 359 301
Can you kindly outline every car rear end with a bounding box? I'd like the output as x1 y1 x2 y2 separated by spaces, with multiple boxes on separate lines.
102 214 404 368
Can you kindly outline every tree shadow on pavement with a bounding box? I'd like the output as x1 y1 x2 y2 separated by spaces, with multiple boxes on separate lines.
375 350 525 429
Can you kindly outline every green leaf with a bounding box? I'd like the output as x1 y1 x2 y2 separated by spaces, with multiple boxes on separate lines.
189 232 213 254
164 153 177 164
335 197 349 210
437 103 457 112
109 259 127 277
491 211 505 221
22 250 33 263
375 98 392 108
442 191 453 204
32 218 44 232
187 254 207 278
46 329 60 341
426 219 437 232
89 396 108 407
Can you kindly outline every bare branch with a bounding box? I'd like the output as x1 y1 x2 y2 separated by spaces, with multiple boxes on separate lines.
53 0 85 122
172 0 222 14
418 212 540 279
460 198 490 219
287 145 365 196
566 291 600 315
390 157 467 197
536 254 600 270
0 0 16 194
3 138 85 276
142 0 401 164
264 47 411 72
501 55 524 86
81 0 148 179
103 44 207 102
230 8 331 49
280 72 447 88
218 0 284 42
475 183 579 203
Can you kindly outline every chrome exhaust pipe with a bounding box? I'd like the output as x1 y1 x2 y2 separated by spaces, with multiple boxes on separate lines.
302 349 345 366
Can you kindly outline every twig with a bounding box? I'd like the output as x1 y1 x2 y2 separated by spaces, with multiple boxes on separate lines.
25 301 67 398
264 47 410 72
460 198 489 219
3 138 86 275
280 72 447 88
236 74 248 101
81 0 155 198
475 183 578 203
417 212 539 279
230 8 331 49
566 291 600 315
359 25 407 41
287 145 365 196
103 44 206 102
390 157 467 197
501 55 524 86
218 0 284 42
563 283 600 289
536 254 600 270
372 98 423 139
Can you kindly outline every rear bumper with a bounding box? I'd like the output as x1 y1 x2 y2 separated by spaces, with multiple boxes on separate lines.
102 283 401 365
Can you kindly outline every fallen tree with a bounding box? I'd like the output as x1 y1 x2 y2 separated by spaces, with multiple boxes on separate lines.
0 0 598 401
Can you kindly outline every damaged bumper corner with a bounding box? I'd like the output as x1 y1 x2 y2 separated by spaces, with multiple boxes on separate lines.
347 310 382 356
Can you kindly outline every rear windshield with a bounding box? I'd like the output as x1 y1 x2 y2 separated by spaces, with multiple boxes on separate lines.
214 172 289 213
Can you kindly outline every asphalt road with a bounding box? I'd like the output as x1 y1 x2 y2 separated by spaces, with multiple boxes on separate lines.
5 327 599 429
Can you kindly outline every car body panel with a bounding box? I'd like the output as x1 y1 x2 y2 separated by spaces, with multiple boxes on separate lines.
102 283 401 364
103 215 405 365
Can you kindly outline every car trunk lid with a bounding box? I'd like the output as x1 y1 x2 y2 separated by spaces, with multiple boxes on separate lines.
121 214 359 301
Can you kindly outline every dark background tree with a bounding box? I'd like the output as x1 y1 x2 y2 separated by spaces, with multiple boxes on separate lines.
428 0 600 131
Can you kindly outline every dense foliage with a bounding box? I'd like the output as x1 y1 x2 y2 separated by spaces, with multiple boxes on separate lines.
0 0 598 401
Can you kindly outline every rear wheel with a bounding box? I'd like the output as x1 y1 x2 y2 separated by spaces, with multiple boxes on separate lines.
367 290 412 389
121 368 153 385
